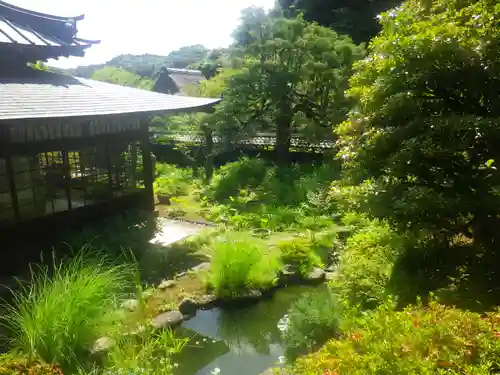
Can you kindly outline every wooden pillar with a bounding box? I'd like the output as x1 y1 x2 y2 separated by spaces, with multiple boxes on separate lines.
139 119 154 210
2 125 20 222
61 150 72 210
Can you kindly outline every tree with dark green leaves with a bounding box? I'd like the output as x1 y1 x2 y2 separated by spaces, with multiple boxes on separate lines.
338 0 500 248
212 12 364 166
277 0 401 43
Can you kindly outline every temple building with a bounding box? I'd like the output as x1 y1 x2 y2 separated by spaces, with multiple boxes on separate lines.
0 1 219 239
152 68 205 96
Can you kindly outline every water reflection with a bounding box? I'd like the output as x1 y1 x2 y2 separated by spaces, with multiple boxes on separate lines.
174 285 325 375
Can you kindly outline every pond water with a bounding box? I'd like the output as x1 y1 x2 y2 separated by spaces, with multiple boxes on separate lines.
173 285 324 375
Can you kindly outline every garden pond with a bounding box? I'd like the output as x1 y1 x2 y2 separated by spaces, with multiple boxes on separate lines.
172 284 326 375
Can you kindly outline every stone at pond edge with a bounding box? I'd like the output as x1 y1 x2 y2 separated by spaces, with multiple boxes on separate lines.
158 279 176 289
221 289 263 304
192 262 211 272
121 298 140 312
91 337 115 355
178 298 198 315
197 294 218 309
325 271 336 281
277 265 301 286
304 267 326 284
151 310 184 329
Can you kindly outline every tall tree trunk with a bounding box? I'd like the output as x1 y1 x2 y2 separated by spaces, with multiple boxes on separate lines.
276 101 292 168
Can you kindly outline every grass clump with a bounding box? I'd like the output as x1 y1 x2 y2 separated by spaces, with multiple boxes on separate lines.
290 298 500 375
207 234 281 297
283 289 341 361
278 238 322 277
1 251 131 372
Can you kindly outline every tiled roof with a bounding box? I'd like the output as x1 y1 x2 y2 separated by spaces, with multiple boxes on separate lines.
0 1 99 62
166 68 205 95
0 70 221 121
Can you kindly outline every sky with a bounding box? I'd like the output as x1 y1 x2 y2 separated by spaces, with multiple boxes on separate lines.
11 0 276 69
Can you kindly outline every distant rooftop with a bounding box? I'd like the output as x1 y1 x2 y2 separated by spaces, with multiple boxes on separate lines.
153 68 205 96
0 0 99 64
0 69 220 121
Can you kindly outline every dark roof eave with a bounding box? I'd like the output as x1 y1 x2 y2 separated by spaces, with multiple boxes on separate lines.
0 1 84 23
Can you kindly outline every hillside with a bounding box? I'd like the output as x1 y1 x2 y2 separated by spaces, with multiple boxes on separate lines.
62 44 211 79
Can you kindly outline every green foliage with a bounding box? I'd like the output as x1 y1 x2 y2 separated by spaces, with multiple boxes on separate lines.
207 233 281 297
290 298 500 375
338 0 500 248
283 289 341 360
0 354 64 375
215 12 365 164
205 158 268 201
331 219 407 309
154 164 193 197
277 0 400 43
0 252 131 372
278 238 322 277
91 66 153 89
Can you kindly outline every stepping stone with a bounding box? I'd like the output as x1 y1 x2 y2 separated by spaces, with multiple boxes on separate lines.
121 298 139 312
192 262 211 272
91 337 115 355
325 271 336 281
304 267 326 284
158 279 176 289
151 310 184 329
198 294 217 307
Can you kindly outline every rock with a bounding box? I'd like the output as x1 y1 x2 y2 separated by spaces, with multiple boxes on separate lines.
278 265 301 286
121 298 140 312
191 262 211 272
91 337 115 354
151 310 184 329
325 271 336 281
197 294 218 309
325 263 337 273
232 289 263 303
304 267 326 284
178 298 198 315
158 279 176 289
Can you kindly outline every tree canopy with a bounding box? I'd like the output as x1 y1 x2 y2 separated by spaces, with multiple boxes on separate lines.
277 0 401 43
338 0 500 247
212 12 364 165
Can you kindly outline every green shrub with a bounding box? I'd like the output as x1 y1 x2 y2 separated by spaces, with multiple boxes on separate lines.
283 289 341 360
206 158 269 201
1 251 131 372
278 239 322 277
208 234 281 297
154 163 193 197
331 221 407 309
290 298 500 375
